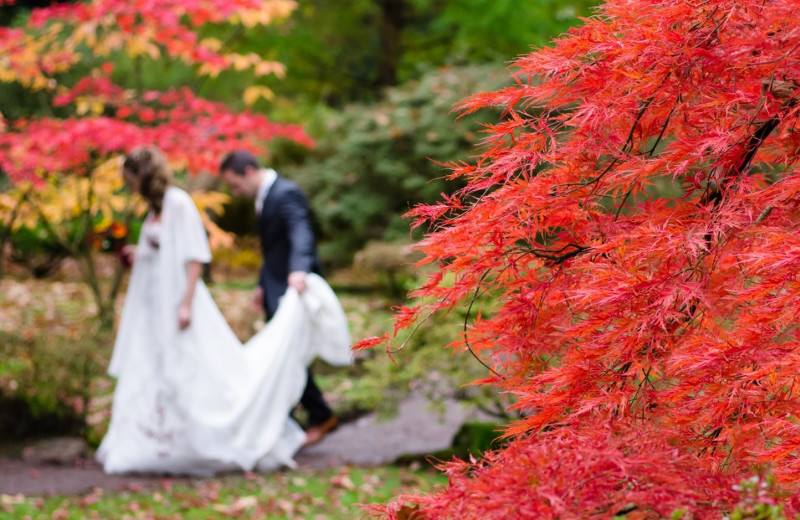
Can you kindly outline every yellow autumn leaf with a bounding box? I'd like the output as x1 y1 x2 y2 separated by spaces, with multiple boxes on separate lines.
271 0 298 18
190 190 233 252
93 156 123 181
236 1 296 27
97 32 125 55
199 37 223 52
125 35 160 60
191 190 230 216
47 22 64 36
71 20 98 48
197 62 223 78
254 60 286 79
75 98 89 116
168 157 189 174
243 85 274 106
205 218 235 252
75 98 105 115
230 53 254 71
16 211 39 230
90 157 133 218
0 191 27 229
124 35 148 57
94 217 111 233
232 12 256 28
30 75 52 91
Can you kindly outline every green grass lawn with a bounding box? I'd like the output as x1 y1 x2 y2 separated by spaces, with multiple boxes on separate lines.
1 465 445 519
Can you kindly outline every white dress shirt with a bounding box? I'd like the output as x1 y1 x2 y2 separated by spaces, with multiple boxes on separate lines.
255 168 278 216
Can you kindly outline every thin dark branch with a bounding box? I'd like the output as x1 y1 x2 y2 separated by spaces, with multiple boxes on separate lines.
646 98 679 158
526 243 589 264
0 188 32 280
463 270 502 378
614 185 636 221
701 96 798 208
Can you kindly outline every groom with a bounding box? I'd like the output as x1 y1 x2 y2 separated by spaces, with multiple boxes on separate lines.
220 150 338 446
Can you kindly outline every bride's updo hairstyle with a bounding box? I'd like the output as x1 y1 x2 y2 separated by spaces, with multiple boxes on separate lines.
123 146 172 215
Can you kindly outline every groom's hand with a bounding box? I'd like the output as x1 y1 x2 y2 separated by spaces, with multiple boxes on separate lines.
288 271 308 293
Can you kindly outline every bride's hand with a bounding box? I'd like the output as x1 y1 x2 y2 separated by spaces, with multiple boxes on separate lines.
178 301 192 330
252 286 265 311
121 245 137 265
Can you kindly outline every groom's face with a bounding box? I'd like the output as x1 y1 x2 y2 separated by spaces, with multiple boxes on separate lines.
222 168 254 198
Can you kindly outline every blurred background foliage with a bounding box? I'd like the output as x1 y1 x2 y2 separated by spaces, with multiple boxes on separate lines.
281 63 511 267
235 0 594 105
1 0 598 266
215 0 599 265
0 0 597 441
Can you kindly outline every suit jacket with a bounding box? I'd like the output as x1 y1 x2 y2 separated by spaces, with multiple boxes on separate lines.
257 176 321 317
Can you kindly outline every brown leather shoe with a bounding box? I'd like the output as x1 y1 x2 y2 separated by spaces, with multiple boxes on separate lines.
302 416 339 447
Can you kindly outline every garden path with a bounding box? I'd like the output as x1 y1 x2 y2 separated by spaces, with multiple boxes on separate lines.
0 395 475 496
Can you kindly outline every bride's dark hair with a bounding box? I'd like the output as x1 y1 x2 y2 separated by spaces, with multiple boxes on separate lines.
123 146 172 215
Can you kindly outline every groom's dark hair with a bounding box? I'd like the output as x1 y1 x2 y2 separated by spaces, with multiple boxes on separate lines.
219 150 260 176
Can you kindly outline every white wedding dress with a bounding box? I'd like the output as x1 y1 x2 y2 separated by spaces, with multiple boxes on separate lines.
96 187 351 476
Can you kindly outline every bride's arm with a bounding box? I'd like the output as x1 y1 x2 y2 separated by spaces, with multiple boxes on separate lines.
178 260 203 330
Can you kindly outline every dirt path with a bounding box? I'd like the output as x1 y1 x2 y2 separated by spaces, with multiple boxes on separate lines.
0 395 477 496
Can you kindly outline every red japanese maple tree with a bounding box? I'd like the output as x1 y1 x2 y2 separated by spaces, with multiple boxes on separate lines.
362 0 800 516
0 0 307 179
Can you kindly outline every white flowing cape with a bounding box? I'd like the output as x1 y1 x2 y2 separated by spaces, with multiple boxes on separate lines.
98 187 351 476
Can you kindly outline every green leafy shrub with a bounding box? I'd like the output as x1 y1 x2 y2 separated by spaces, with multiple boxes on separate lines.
351 240 423 299
0 329 110 441
282 64 511 268
2 225 69 279
210 236 263 281
0 280 113 443
322 284 508 422
726 476 795 520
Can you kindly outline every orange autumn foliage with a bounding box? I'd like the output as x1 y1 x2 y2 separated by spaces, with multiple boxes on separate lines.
360 0 800 516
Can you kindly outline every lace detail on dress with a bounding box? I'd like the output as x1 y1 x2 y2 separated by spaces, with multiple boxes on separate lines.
136 381 186 459
134 216 185 460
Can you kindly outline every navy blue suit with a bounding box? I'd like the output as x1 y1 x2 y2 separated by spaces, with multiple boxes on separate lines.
257 176 321 316
257 175 331 426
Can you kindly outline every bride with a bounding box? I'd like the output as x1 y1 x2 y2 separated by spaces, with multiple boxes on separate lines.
96 146 350 476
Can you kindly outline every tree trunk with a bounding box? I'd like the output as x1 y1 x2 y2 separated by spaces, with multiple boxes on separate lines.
374 0 408 88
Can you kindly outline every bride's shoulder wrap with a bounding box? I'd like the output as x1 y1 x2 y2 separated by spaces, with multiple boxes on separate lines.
108 187 211 377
